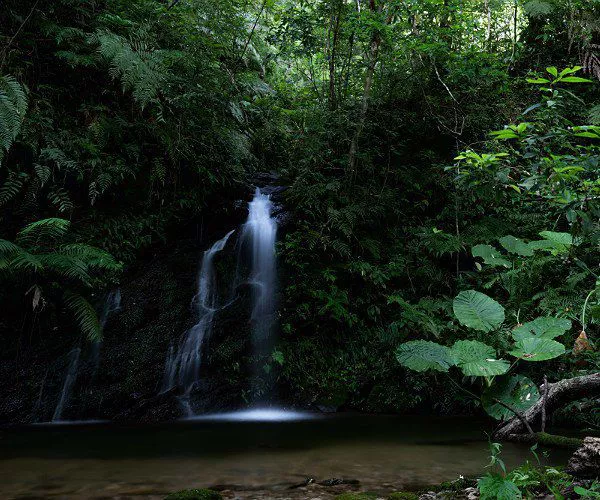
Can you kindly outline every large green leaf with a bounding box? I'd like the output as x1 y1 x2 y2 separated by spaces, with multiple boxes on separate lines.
512 317 572 341
509 337 565 361
472 244 510 267
529 231 573 255
482 375 540 420
453 290 505 332
451 340 510 377
499 235 533 257
395 340 455 373
478 474 522 500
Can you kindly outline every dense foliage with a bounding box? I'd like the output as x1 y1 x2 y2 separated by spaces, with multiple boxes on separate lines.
1 0 598 420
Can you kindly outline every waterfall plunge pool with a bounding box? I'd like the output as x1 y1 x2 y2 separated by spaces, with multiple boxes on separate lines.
0 414 570 499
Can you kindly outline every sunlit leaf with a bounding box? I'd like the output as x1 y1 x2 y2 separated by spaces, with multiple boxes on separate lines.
472 244 511 267
451 340 509 377
395 340 455 373
453 290 505 332
512 317 571 341
509 337 565 361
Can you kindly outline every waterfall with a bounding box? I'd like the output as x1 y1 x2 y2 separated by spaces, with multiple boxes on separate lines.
49 289 121 423
243 188 277 353
92 289 122 373
161 187 278 416
161 229 235 398
52 348 81 422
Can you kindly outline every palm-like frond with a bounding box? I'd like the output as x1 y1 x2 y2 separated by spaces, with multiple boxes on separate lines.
60 244 122 272
0 75 28 162
16 218 71 246
39 254 92 285
63 291 102 341
0 171 29 207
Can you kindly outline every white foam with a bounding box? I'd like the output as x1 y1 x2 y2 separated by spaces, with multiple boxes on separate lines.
184 408 317 422
34 419 110 426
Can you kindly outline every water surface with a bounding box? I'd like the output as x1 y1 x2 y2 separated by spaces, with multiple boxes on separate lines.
0 414 570 499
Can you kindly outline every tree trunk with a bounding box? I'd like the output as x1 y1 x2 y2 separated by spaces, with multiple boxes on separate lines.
328 0 343 110
484 0 492 50
347 0 384 176
495 373 600 440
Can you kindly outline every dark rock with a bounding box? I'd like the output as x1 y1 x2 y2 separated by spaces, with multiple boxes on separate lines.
114 387 182 423
288 478 314 489
315 404 339 413
566 436 600 478
318 478 360 487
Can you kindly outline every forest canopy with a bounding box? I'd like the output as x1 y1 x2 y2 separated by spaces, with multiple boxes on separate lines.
0 0 599 427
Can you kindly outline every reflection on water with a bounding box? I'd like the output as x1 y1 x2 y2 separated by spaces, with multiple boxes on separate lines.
185 408 317 422
0 415 570 499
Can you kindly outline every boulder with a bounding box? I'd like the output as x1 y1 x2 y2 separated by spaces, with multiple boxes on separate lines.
566 437 600 478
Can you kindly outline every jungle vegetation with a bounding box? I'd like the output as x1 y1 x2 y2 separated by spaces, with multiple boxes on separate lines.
1 0 599 443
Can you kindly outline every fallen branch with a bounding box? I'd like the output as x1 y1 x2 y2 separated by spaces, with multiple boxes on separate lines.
493 398 535 437
495 373 600 440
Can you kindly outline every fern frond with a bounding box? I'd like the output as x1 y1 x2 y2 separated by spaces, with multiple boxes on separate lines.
63 291 102 341
95 31 168 109
48 188 74 214
40 254 92 285
0 239 24 256
16 218 71 246
60 244 122 272
9 250 43 273
589 104 600 125
0 171 29 206
0 75 28 161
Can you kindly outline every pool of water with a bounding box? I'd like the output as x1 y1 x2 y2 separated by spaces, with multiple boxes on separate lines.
0 413 570 499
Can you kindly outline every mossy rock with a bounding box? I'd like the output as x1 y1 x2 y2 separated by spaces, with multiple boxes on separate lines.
335 494 378 500
388 493 419 500
164 488 222 500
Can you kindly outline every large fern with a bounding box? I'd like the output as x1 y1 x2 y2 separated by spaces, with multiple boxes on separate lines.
0 219 121 339
63 290 102 341
93 31 175 109
0 76 27 164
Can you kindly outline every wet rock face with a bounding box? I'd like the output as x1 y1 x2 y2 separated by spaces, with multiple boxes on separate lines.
566 437 600 478
114 387 182 424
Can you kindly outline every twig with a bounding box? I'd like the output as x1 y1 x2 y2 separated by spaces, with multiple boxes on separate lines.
541 375 548 433
0 0 40 70
239 0 267 63
493 398 535 437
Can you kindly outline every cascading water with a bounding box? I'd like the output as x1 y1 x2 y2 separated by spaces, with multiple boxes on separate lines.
91 289 122 373
52 348 81 422
161 230 235 403
242 188 278 360
49 289 121 423
161 187 279 417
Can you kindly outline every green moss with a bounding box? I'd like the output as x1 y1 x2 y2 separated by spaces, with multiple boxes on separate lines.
388 493 419 500
426 477 476 493
536 432 583 449
164 488 222 500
